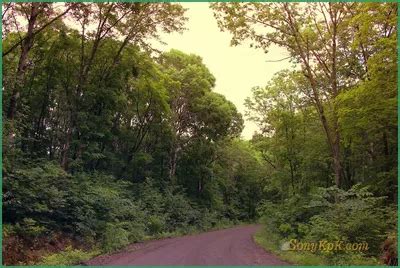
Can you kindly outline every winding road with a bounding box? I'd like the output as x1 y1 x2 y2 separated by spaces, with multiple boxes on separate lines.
85 225 289 266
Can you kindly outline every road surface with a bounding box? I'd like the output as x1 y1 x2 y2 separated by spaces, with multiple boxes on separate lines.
85 225 289 266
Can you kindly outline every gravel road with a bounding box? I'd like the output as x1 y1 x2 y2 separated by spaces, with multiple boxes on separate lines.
85 225 289 266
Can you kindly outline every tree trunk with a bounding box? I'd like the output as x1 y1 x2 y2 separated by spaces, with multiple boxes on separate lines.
382 130 390 172
307 69 343 189
284 2 344 189
7 3 41 149
289 160 295 194
332 135 343 188
61 129 72 170
168 145 178 183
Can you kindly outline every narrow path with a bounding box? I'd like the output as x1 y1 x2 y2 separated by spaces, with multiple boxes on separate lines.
86 225 290 266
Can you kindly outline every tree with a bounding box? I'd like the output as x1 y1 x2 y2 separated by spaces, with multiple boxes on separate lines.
211 2 397 189
2 2 76 149
246 70 330 195
60 3 187 170
2 2 187 169
159 50 243 182
336 21 397 198
212 140 266 219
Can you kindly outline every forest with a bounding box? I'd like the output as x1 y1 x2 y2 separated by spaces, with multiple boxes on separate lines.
2 2 398 266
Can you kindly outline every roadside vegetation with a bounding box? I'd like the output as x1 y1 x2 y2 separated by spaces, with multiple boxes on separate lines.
2 2 397 266
212 2 397 265
3 3 263 265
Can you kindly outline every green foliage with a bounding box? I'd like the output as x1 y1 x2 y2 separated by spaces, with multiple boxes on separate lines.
70 173 146 240
278 223 293 237
15 218 47 238
3 224 16 239
254 228 328 266
102 223 130 253
164 190 198 231
3 20 257 262
304 186 394 256
2 2 397 266
195 209 219 231
3 161 72 232
147 215 166 235
258 185 396 264
226 4 398 263
3 160 147 253
39 246 100 265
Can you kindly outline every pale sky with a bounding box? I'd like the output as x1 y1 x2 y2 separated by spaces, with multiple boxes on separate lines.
154 3 293 139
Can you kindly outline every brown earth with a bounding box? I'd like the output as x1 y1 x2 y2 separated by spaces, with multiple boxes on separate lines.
3 232 86 265
85 225 290 266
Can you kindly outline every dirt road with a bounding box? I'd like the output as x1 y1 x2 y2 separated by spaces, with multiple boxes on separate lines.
85 225 289 266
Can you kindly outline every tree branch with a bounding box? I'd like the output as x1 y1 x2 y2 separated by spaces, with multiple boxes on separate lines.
3 4 76 57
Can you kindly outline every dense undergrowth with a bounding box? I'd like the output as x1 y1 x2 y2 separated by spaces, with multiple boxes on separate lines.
255 185 397 265
3 161 252 265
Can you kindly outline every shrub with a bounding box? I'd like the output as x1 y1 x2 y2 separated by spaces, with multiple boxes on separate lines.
102 223 130 253
304 185 391 256
205 209 220 229
215 217 234 229
3 224 16 239
147 215 166 235
258 184 395 264
15 218 47 238
39 246 100 265
120 221 146 243
70 172 146 240
164 191 197 231
278 223 293 237
3 161 72 233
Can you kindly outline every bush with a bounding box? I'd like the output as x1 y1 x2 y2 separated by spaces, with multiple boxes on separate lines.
69 172 146 240
196 209 218 231
278 223 293 237
4 160 248 264
304 185 391 257
215 217 234 229
15 218 47 238
164 190 197 231
3 224 16 239
39 246 100 265
3 161 72 233
147 215 166 235
121 221 146 243
258 184 396 265
102 223 130 253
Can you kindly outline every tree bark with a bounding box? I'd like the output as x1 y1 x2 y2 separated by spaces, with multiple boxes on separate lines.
168 145 178 183
8 4 40 120
283 3 344 188
6 3 41 153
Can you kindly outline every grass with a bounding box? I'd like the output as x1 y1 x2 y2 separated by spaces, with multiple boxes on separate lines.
253 225 327 265
253 225 381 266
38 246 101 265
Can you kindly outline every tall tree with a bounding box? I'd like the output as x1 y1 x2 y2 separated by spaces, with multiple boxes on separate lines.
160 50 243 182
246 70 330 194
159 50 216 181
211 2 397 188
59 3 187 169
2 3 76 149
